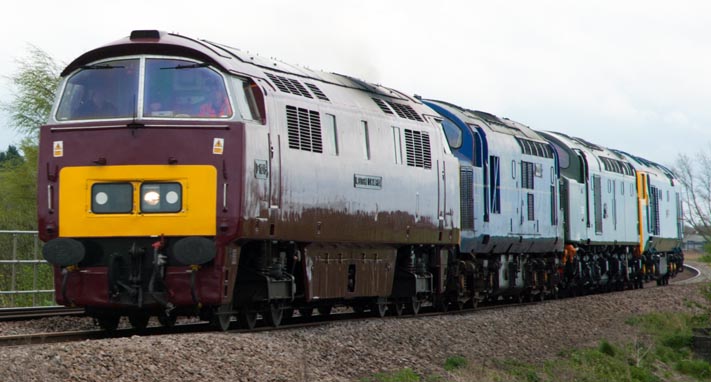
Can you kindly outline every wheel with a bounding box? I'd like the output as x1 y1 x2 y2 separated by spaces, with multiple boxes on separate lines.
128 313 150 330
438 300 449 313
456 300 465 311
373 302 388 318
391 302 404 316
211 305 232 332
408 299 421 315
158 312 177 328
97 315 120 332
264 304 283 327
470 298 479 309
298 308 313 317
238 310 258 330
318 305 333 316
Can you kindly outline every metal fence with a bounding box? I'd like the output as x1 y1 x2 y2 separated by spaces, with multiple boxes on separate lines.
0 230 55 307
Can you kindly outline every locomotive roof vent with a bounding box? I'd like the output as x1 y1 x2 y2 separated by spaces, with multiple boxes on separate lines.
130 30 161 40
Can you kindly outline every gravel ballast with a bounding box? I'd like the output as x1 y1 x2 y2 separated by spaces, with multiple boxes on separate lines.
0 267 707 382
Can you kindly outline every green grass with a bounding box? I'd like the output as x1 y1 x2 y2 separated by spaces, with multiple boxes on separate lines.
442 290 711 382
443 355 467 371
676 359 711 379
359 368 425 382
363 284 711 382
359 356 466 381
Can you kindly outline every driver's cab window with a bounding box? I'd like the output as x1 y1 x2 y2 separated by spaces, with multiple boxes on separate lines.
56 59 139 121
440 116 462 149
143 59 233 119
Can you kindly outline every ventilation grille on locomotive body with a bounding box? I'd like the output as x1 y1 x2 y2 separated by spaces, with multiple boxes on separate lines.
650 186 661 236
266 72 329 102
404 129 432 169
600 157 634 176
371 98 424 122
460 167 474 230
516 137 554 158
286 105 323 153
305 83 330 101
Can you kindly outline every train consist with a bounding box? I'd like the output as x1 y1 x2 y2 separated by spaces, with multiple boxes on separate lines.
38 31 684 331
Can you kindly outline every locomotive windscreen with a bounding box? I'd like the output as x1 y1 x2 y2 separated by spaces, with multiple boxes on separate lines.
56 59 139 121
143 58 233 119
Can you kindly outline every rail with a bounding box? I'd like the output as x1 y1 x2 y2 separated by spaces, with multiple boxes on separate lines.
0 230 55 308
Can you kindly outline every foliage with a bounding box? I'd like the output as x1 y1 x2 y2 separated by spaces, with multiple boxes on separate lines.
675 152 711 244
443 355 467 371
0 145 22 164
360 368 423 382
599 340 616 357
675 359 711 379
0 140 37 230
0 45 60 307
1 44 61 139
0 140 53 308
448 309 711 382
0 44 59 230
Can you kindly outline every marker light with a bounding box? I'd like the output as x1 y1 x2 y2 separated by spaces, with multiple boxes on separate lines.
91 183 133 214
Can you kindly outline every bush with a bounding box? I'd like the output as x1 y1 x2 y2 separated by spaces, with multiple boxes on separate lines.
599 340 616 357
661 333 692 350
444 355 467 371
629 366 660 382
362 368 421 382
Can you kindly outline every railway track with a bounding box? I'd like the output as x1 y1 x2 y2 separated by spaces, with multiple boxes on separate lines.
0 306 84 322
0 264 700 348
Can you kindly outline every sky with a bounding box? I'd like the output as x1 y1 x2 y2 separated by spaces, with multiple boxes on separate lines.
1 0 710 167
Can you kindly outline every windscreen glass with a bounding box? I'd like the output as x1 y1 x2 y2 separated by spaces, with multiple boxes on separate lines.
56 59 139 121
143 59 233 119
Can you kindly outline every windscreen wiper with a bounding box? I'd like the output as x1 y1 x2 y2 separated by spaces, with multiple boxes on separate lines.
160 63 209 70
80 64 125 70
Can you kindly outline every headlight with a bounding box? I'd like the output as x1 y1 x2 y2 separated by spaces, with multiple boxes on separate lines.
91 183 133 213
140 182 182 213
143 189 161 206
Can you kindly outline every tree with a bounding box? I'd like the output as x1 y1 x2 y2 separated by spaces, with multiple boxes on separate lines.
1 44 61 139
0 145 22 164
0 46 61 230
675 150 711 242
0 141 36 230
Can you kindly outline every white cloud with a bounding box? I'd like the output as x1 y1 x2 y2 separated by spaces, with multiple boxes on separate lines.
0 0 710 164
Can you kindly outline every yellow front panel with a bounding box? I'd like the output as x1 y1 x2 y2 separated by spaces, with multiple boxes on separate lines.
59 165 217 237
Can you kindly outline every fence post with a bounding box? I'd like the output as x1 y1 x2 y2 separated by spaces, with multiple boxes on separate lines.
11 233 17 307
33 234 39 306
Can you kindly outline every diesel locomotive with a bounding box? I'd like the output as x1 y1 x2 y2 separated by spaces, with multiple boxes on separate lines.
38 30 683 331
